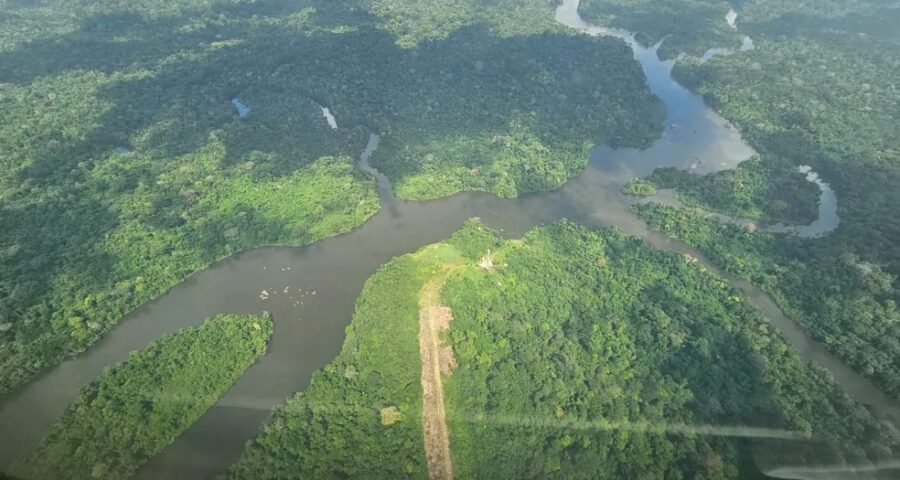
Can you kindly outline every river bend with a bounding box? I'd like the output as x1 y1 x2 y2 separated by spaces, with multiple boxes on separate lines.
0 1 890 479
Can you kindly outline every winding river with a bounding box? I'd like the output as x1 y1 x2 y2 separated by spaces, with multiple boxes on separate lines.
644 164 839 238
0 1 894 478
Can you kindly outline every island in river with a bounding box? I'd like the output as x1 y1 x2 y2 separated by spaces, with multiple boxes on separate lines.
1 0 899 479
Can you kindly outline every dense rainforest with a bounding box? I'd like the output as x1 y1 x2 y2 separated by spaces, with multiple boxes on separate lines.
584 0 900 396
3 0 900 477
624 157 820 224
578 0 745 59
0 0 663 398
633 203 900 399
229 221 900 479
673 0 900 272
11 313 272 480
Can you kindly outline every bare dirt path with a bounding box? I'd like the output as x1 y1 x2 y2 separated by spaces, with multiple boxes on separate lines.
418 274 456 480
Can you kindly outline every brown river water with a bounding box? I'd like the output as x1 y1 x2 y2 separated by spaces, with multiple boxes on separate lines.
0 1 892 478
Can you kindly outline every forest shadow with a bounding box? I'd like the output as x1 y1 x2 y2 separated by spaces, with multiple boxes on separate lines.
0 0 661 396
0 12 201 83
578 2 741 54
0 0 366 84
630 256 889 472
745 9 900 46
0 196 119 334
10 6 662 189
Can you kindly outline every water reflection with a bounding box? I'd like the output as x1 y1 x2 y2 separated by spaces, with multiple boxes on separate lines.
0 2 887 480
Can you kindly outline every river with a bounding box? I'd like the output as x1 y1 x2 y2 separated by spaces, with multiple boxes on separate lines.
644 163 840 238
0 0 893 478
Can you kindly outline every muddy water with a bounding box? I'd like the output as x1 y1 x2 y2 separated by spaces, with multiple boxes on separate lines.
0 0 893 478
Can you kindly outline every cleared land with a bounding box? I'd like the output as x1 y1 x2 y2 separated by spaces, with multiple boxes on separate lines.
418 275 456 480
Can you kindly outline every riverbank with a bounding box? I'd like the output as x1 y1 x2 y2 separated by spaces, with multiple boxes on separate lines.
1 1 896 478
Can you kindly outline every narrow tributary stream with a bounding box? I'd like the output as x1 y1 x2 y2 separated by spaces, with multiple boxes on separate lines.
0 1 893 478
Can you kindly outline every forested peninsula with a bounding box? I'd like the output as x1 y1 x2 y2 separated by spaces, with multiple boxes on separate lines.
2 0 899 478
12 314 272 480
0 0 661 397
228 221 900 479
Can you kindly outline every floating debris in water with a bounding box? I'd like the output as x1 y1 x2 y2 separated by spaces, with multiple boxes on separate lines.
259 289 269 300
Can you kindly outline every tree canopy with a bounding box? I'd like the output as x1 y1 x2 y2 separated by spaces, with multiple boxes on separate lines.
601 0 900 397
229 221 900 479
0 0 661 398
12 313 272 480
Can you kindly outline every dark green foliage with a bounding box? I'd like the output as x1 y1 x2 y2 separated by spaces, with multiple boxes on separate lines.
644 157 820 223
447 218 502 260
229 222 899 479
226 251 443 480
442 221 900 477
593 0 900 396
367 0 566 48
12 314 272 480
634 203 900 397
671 0 900 272
622 177 657 197
578 0 743 58
579 0 900 396
0 0 662 398
368 31 664 199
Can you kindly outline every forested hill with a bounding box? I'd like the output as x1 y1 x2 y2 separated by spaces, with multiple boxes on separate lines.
228 220 900 479
0 0 662 398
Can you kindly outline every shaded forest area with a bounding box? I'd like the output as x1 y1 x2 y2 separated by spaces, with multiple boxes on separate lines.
0 0 662 397
627 157 820 224
581 0 900 397
578 0 745 58
634 203 900 398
